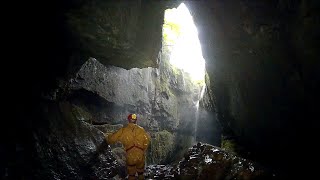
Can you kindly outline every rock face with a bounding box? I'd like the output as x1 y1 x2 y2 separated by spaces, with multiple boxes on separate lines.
60 0 179 72
31 101 123 180
66 0 165 69
185 1 320 178
69 58 157 126
68 57 220 165
145 142 275 180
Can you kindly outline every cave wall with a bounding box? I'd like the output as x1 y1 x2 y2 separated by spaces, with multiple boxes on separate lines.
186 0 320 178
65 56 216 165
8 50 214 178
66 0 165 69
31 101 122 179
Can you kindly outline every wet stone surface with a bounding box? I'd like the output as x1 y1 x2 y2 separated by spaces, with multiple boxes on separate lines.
145 142 275 180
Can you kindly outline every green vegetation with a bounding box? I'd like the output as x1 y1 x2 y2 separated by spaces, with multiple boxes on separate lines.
163 9 182 46
147 130 175 164
162 6 206 87
221 138 237 155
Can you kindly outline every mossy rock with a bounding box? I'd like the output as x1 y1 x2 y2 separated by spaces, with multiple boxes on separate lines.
148 130 175 164
221 138 237 154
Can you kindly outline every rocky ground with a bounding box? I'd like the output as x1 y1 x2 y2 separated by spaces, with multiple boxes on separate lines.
133 142 275 180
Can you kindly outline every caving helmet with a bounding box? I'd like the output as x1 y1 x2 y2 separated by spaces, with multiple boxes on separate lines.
128 113 137 123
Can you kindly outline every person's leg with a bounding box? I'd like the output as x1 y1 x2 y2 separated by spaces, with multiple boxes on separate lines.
136 158 145 180
126 151 138 180
137 171 144 180
127 165 136 180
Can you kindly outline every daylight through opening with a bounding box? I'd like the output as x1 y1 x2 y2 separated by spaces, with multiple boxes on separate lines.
163 3 206 82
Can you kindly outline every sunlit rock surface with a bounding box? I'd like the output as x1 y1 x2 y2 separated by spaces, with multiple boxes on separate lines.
145 142 275 180
68 57 221 164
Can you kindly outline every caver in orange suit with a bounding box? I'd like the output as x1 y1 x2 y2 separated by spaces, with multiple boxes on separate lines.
106 114 150 180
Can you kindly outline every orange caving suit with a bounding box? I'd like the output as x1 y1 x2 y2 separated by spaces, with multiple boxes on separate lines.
106 123 150 180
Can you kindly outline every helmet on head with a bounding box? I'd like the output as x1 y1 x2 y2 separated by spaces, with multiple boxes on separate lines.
128 113 137 123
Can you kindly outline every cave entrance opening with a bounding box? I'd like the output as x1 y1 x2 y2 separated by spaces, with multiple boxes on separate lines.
162 3 207 143
163 3 206 83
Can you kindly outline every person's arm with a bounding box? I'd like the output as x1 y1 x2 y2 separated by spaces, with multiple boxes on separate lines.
105 128 124 145
146 132 151 146
142 130 151 151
